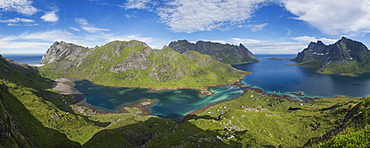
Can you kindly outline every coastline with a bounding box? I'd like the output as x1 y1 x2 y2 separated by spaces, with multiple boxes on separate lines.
53 76 322 123
52 76 249 119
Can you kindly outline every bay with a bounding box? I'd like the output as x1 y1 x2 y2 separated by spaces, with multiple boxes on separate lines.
233 54 370 101
74 80 245 121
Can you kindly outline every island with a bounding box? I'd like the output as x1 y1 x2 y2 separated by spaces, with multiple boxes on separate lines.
267 57 285 60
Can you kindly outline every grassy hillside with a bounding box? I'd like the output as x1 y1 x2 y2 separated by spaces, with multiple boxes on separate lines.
81 88 369 147
40 40 250 89
0 56 80 147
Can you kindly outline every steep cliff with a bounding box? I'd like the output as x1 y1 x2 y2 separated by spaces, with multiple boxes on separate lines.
41 41 90 64
168 40 259 65
292 37 370 75
40 40 250 89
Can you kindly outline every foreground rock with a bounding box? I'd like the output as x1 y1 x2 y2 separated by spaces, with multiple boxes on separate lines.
169 40 259 65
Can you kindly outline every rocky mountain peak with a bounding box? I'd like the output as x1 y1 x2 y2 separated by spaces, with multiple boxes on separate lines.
41 41 89 64
292 37 370 75
168 40 258 64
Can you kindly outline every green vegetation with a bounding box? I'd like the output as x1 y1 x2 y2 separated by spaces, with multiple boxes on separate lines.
293 37 370 76
267 57 285 60
40 40 249 90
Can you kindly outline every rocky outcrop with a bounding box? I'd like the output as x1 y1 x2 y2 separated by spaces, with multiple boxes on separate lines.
292 37 370 75
169 40 259 65
41 41 90 64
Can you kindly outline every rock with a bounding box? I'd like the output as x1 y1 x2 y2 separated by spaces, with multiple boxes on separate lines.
41 41 90 64
169 40 259 64
292 37 370 75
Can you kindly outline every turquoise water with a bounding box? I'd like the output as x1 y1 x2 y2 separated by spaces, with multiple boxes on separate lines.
233 54 370 101
74 80 246 121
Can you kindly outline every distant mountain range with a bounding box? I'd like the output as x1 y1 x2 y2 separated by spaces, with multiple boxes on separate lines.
40 40 249 89
169 40 259 65
292 37 370 76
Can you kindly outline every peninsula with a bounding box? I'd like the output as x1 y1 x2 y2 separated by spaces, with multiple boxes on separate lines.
292 37 370 76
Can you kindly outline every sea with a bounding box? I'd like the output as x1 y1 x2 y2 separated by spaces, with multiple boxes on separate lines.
2 54 44 66
5 54 370 120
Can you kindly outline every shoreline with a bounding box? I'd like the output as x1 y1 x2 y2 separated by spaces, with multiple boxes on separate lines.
52 77 249 119
53 76 320 123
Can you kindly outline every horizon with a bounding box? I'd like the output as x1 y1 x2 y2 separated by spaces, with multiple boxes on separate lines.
1 0 370 54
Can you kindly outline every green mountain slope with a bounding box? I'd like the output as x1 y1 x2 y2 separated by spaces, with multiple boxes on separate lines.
40 40 250 89
0 56 80 147
307 97 370 147
292 37 370 76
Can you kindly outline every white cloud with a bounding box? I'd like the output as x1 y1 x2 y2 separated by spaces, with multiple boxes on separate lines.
75 18 110 33
75 18 89 26
281 0 370 35
123 0 153 10
292 36 337 45
0 17 34 23
124 14 137 18
0 17 37 26
0 0 38 15
229 37 311 54
41 11 58 22
69 27 80 31
249 23 268 32
158 0 266 33
247 42 307 54
232 38 261 44
82 26 110 33
0 30 159 53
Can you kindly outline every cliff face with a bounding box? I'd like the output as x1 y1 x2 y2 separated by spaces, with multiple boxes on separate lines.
168 40 258 65
41 41 90 64
292 37 370 75
40 40 250 89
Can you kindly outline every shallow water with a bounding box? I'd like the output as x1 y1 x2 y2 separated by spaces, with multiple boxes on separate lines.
233 54 370 101
74 80 245 121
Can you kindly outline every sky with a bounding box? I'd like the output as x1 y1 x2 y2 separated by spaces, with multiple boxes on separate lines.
1 0 370 54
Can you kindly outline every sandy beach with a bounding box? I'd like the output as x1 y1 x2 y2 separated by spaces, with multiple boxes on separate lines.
53 77 86 104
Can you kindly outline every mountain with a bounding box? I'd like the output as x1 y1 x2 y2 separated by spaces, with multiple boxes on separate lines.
40 40 250 89
292 37 370 76
0 55 80 147
168 40 259 65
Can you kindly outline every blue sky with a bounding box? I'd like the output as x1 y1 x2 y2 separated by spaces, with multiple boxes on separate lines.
1 0 370 54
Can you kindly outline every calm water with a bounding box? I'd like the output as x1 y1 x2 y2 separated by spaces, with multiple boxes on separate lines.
2 54 43 65
74 80 245 121
233 54 370 101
